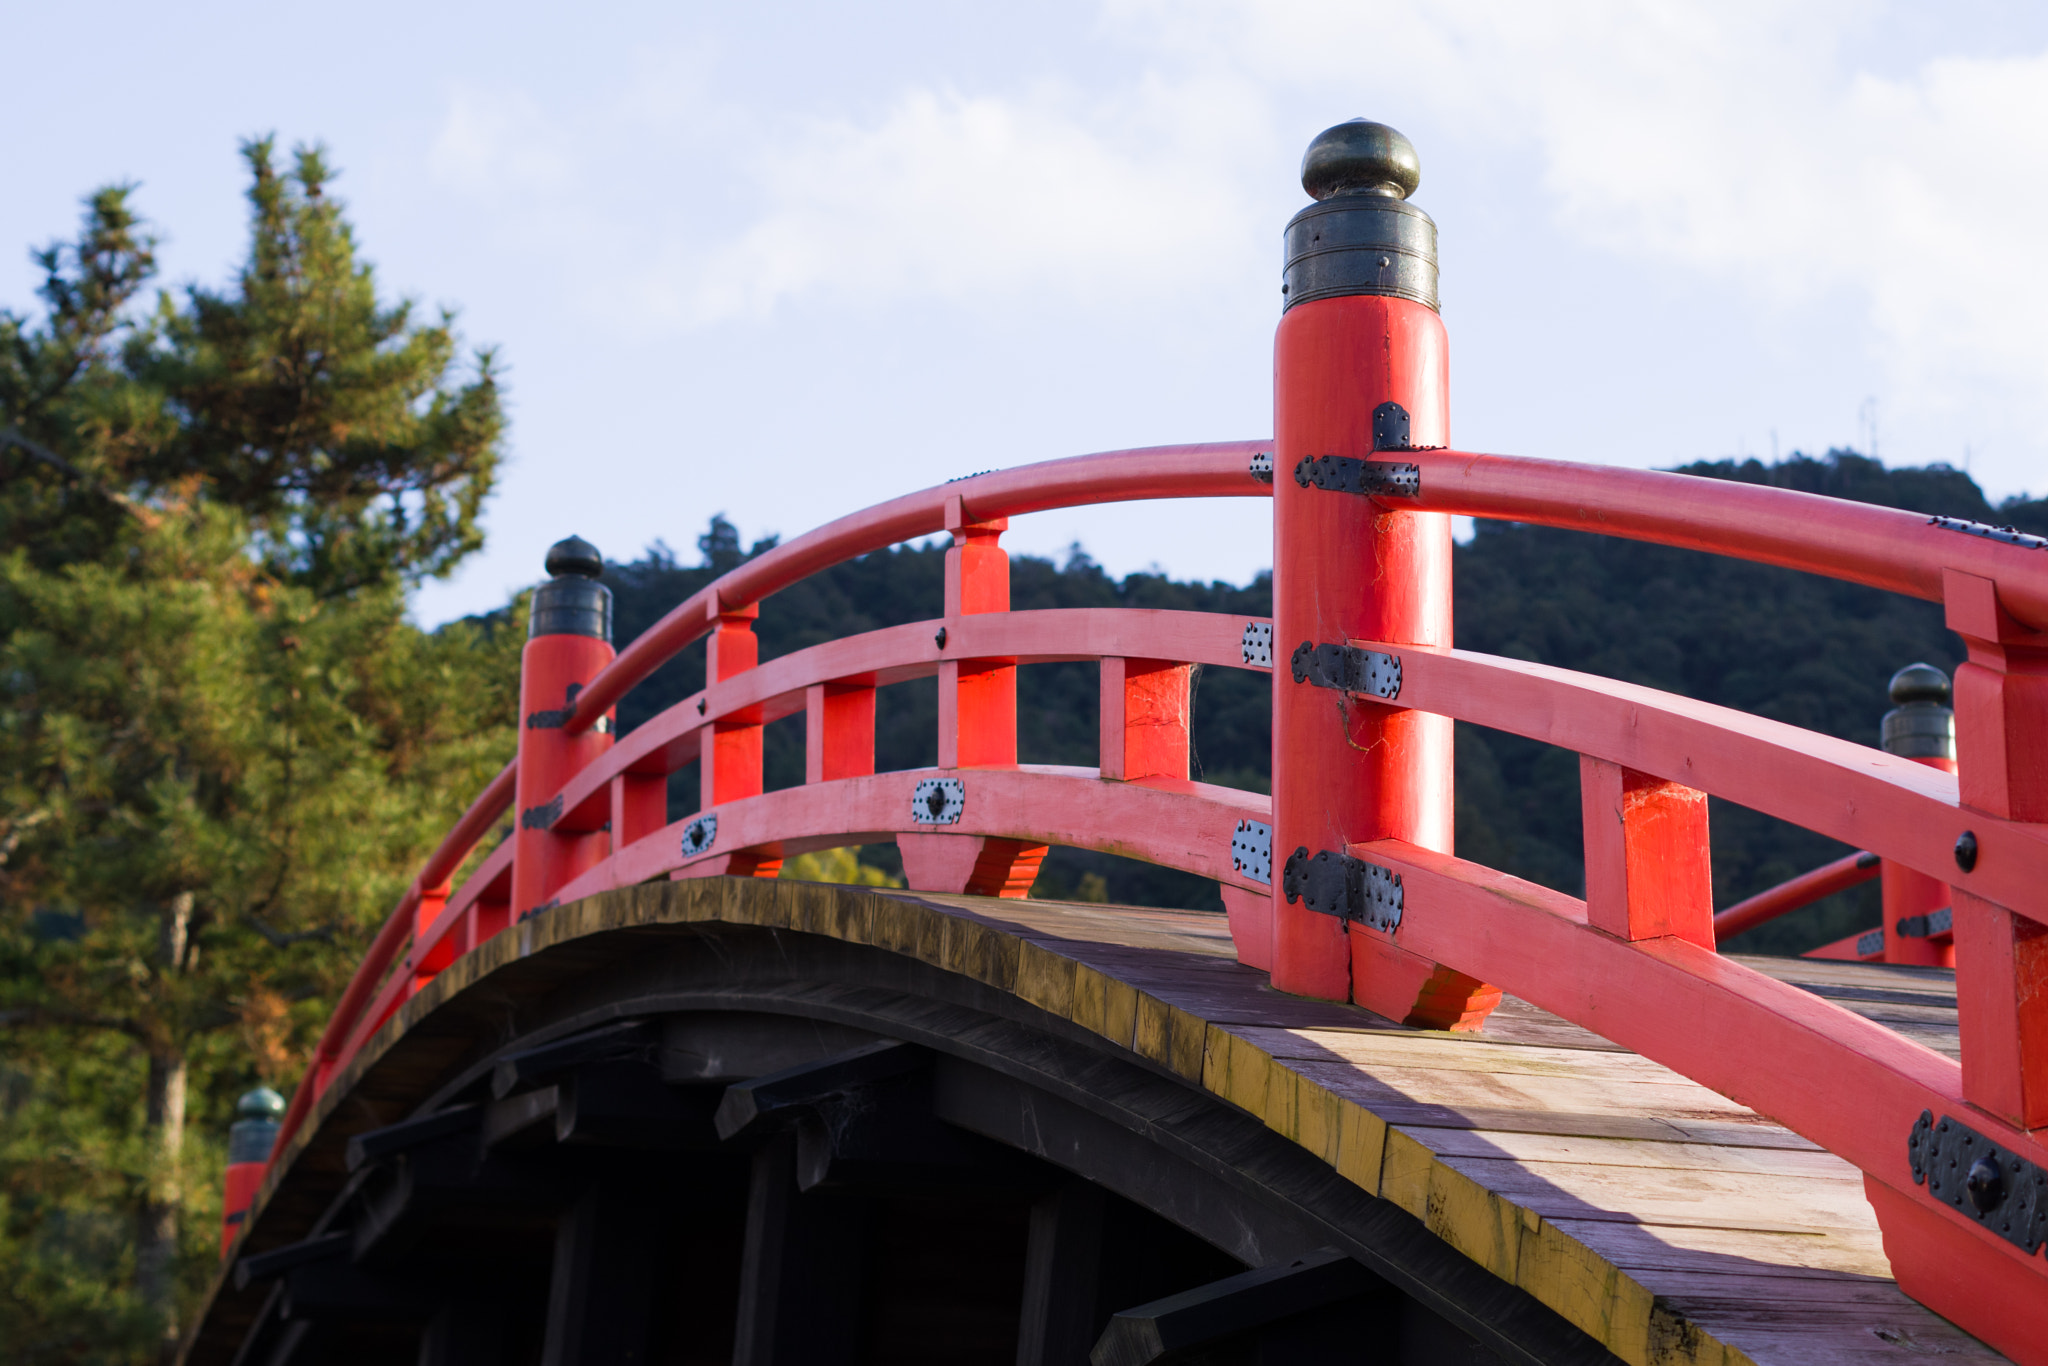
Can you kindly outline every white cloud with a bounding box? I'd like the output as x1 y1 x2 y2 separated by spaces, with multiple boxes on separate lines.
651 75 1275 325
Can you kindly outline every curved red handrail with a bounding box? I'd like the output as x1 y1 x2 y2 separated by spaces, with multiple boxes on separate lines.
1404 449 2048 628
275 437 2048 1163
1713 850 1882 941
566 440 1276 732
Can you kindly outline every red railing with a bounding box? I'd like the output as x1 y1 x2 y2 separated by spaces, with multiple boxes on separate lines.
256 436 2048 1361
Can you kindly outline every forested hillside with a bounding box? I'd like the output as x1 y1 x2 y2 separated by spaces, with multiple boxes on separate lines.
598 452 2046 955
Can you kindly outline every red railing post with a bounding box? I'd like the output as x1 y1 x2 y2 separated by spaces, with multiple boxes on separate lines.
511 538 617 919
1878 663 1956 966
806 683 876 784
217 1086 282 1257
1866 570 2048 1359
1579 757 1714 949
1099 659 1191 782
1943 570 2048 1127
696 595 781 877
1270 121 1497 1026
900 493 1045 896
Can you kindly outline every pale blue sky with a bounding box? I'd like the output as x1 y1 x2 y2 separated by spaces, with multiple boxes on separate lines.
6 1 2045 623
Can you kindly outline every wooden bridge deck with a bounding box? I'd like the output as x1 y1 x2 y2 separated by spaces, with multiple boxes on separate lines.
194 878 1999 1366
945 895 1991 1366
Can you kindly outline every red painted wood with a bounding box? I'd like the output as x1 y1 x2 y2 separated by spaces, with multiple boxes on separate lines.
220 1161 265 1255
1100 658 1191 782
1579 756 1715 949
1272 292 1489 1028
610 774 667 853
701 603 768 857
1943 569 2048 1130
1359 641 2048 922
549 609 1264 832
511 632 616 918
1221 886 1272 970
1800 930 1882 962
806 683 876 784
898 832 1047 898
1345 835 2047 1184
1401 449 2048 634
1881 748 1955 967
564 443 1274 734
1713 850 1878 942
1866 1175 2048 1366
549 767 1269 906
944 508 1017 773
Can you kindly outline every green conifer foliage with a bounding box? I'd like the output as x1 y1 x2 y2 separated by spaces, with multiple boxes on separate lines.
1 145 516 1363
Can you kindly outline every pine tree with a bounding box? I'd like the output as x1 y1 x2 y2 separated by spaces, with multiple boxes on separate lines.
1 143 517 1363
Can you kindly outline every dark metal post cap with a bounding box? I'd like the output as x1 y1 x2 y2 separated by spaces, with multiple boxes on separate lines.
1881 662 1954 760
237 1086 286 1120
1888 662 1951 707
1301 120 1421 201
530 535 613 641
544 535 603 580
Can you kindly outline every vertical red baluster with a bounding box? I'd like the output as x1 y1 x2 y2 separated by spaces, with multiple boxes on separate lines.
696 596 780 877
807 682 876 784
900 495 1045 897
1943 570 2048 1127
1270 121 1495 1026
1868 569 2048 1366
511 538 616 919
1579 757 1714 949
1099 658 1191 782
610 772 667 853
409 880 454 993
1878 664 1956 966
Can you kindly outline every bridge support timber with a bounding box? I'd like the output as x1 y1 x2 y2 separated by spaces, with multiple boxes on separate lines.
189 879 1998 1366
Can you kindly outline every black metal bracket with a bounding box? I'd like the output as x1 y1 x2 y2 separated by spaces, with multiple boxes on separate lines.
1928 515 2048 552
1248 451 1274 484
681 813 717 857
1896 907 1953 939
519 795 564 831
1372 401 1411 451
1281 848 1402 932
1290 642 1401 700
1292 455 1420 499
526 682 583 729
1908 1110 2048 1254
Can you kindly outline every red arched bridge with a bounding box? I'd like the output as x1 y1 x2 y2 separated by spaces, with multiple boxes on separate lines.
187 121 2048 1366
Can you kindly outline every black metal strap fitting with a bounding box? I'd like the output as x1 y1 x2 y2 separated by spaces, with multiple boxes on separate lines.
1292 455 1420 499
1290 642 1401 700
519 795 564 831
1908 1110 2048 1253
1281 848 1402 932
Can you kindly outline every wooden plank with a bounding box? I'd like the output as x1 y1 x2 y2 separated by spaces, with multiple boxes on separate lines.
1542 1217 1889 1280
1402 1128 1858 1180
1286 1059 1765 1124
1238 1028 1706 1084
1430 1155 1875 1237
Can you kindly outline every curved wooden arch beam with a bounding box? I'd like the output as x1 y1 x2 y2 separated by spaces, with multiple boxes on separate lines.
1366 641 2048 922
547 767 1272 908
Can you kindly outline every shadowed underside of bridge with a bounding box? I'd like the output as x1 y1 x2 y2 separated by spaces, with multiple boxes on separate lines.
184 878 1998 1366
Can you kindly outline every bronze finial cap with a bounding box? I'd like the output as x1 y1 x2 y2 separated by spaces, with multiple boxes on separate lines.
544 535 603 580
1301 119 1421 201
1282 119 1437 313
1888 662 1951 707
531 535 613 640
1882 662 1954 759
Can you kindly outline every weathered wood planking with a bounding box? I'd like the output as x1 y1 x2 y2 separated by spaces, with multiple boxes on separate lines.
962 895 1990 1365
192 880 1994 1366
